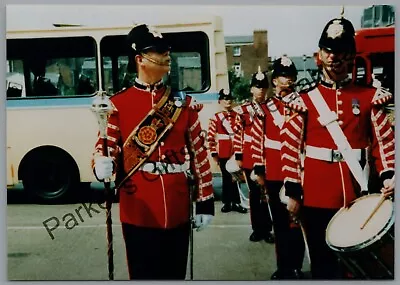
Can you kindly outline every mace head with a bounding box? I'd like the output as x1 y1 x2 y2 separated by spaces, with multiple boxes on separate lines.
91 91 113 138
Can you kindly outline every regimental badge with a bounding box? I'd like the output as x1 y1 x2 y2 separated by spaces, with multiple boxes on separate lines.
281 56 292 67
147 25 163 38
352 98 360 116
326 20 344 39
256 71 265 81
137 126 157 145
223 89 230 95
131 43 136 50
137 118 164 145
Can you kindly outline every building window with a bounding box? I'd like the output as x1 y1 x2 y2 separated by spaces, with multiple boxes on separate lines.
233 63 242 77
233 46 241 56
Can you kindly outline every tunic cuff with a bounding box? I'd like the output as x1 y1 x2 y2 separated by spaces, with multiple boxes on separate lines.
253 165 265 176
196 198 215 216
284 181 303 201
380 170 395 187
235 153 243 161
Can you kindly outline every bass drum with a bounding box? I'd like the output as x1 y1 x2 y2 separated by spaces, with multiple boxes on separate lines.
325 194 394 279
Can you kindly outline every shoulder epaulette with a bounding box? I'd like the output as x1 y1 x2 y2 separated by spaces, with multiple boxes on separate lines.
110 87 128 98
233 105 244 114
372 87 393 106
282 92 307 113
187 95 204 112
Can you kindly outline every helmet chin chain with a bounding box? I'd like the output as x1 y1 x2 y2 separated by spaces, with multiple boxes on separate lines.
141 53 170 66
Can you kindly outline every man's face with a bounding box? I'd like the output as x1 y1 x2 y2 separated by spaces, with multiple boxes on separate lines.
319 48 350 80
137 50 171 76
273 75 296 97
219 98 233 110
251 86 267 103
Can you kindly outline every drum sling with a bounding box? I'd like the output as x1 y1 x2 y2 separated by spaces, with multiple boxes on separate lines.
115 87 184 190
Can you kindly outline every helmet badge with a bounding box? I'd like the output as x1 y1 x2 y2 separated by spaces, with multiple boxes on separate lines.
255 66 265 80
147 25 163 38
280 56 292 67
326 20 344 39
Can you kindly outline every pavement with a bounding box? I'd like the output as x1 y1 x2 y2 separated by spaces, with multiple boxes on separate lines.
7 175 311 281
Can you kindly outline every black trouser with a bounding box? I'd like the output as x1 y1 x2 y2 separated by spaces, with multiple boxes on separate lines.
219 158 241 205
301 206 342 279
245 169 272 234
266 180 305 272
122 222 190 280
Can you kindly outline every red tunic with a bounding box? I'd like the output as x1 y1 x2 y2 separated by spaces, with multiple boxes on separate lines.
233 102 259 170
93 84 214 228
251 96 285 181
207 110 240 159
281 82 394 209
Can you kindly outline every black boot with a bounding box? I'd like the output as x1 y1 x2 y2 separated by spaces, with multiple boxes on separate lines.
264 231 275 243
231 203 248 213
249 231 264 242
221 203 232 213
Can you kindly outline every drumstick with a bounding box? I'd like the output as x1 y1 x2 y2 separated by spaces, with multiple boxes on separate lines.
360 194 386 230
299 221 311 266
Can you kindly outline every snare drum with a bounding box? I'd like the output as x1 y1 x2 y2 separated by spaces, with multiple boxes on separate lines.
325 194 394 279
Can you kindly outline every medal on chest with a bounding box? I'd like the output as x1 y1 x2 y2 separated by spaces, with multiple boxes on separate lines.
352 98 360 116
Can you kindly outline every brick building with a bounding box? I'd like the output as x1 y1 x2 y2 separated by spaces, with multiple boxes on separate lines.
225 30 269 80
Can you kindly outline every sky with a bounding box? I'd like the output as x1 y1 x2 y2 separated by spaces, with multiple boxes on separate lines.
6 5 370 58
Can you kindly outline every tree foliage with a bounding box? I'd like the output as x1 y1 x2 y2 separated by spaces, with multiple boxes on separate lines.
228 69 251 103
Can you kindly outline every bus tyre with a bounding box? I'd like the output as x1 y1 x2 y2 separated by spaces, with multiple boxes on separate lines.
21 147 79 204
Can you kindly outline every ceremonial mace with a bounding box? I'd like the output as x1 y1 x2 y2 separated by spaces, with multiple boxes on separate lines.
91 91 114 280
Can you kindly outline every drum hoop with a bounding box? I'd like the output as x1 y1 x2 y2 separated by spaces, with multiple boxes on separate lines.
326 194 395 252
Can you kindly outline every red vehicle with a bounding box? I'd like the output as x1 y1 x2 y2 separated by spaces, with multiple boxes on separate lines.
352 25 395 193
352 25 395 97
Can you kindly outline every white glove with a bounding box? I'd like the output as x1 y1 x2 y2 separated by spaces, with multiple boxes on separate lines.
94 156 113 180
194 214 213 232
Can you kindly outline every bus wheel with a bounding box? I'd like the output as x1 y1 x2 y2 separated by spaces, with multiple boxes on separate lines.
20 147 79 204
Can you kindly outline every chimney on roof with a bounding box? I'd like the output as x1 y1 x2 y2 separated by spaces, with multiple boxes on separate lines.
253 30 267 49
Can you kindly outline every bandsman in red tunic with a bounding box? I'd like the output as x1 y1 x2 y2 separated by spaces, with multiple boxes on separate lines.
280 16 395 279
207 89 248 213
250 57 306 279
233 68 274 243
92 24 215 280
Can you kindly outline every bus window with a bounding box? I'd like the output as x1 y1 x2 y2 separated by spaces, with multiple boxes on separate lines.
6 36 98 99
100 31 210 94
6 59 26 98
353 56 368 86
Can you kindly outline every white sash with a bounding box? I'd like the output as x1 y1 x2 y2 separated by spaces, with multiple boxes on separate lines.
217 112 234 137
268 100 284 128
308 88 368 191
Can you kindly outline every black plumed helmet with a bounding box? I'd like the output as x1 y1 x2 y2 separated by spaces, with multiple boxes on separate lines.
218 88 234 100
271 56 298 81
318 17 356 54
126 24 170 54
250 66 269 88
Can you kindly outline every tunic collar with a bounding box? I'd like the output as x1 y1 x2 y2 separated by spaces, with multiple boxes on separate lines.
134 78 164 92
320 75 351 89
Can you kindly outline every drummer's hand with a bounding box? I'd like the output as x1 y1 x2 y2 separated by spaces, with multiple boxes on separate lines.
287 197 301 217
212 156 219 165
255 174 265 186
236 160 243 169
381 176 395 198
